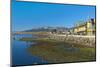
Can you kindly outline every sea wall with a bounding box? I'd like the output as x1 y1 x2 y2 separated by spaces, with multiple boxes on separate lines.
48 34 96 47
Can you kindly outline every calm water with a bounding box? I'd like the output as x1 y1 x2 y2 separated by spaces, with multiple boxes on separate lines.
12 34 47 66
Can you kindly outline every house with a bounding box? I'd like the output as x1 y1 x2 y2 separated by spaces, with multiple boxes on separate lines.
69 18 96 35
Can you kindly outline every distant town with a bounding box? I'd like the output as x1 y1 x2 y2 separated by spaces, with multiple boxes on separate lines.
15 18 96 36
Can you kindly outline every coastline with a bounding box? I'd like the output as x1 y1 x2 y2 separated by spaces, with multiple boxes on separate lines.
17 37 95 63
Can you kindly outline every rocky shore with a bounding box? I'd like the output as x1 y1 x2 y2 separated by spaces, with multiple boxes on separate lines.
49 34 96 47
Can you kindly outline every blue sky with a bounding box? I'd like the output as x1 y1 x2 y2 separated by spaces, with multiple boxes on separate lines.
12 0 96 31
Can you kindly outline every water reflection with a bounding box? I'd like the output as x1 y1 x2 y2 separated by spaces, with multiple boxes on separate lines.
12 34 48 66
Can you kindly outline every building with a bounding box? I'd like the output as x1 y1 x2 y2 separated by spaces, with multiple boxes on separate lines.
50 27 69 34
86 18 96 35
69 18 96 35
74 22 86 35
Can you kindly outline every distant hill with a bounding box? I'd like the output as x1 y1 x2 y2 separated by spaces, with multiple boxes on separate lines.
23 28 51 32
23 27 69 32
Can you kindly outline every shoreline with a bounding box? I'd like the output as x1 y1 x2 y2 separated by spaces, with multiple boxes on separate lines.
15 36 96 63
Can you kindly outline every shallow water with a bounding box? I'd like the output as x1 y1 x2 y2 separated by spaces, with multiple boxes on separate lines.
12 34 47 66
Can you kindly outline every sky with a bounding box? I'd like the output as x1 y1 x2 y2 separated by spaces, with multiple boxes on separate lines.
12 0 96 31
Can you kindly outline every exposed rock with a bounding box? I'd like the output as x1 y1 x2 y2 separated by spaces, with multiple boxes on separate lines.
49 34 95 47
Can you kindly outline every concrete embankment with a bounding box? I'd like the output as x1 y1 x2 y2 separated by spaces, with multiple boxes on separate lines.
48 34 96 47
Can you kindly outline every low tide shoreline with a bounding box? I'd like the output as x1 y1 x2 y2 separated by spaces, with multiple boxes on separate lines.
17 37 96 63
